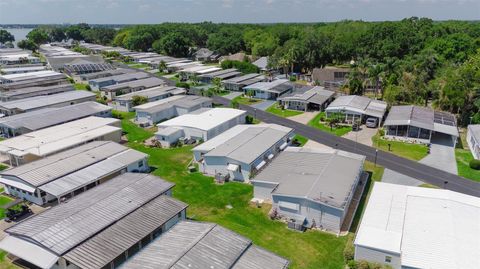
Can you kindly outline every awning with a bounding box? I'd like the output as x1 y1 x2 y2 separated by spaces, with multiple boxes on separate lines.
279 142 288 151
0 236 59 269
0 177 36 193
227 163 239 172
278 201 300 211
255 160 266 170
267 153 274 160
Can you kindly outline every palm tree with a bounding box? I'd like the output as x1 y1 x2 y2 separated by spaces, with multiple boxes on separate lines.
158 60 167 73
368 64 383 99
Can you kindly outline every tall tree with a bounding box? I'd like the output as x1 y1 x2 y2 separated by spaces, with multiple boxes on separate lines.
0 29 14 44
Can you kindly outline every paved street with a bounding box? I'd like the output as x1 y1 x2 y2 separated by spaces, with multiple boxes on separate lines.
213 95 480 197
251 100 276 111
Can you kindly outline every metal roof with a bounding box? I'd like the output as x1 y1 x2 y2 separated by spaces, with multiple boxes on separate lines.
63 195 187 269
0 70 63 82
120 221 289 269
232 245 289 269
223 73 261 84
468 125 480 142
80 68 135 80
38 149 148 197
0 141 128 187
0 84 74 99
101 77 166 92
384 105 458 136
157 108 246 132
252 56 268 70
0 101 111 131
252 147 364 209
244 79 292 93
278 86 334 105
6 173 174 255
198 68 238 78
89 71 149 84
0 116 121 157
201 124 292 164
0 90 96 112
326 95 387 119
114 86 180 101
354 182 480 269
134 95 211 114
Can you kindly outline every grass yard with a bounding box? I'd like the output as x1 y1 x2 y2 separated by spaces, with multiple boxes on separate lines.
371 134 428 161
293 134 308 146
455 148 480 182
0 195 14 219
307 112 352 136
73 83 88 90
0 251 18 269
112 110 155 143
266 103 304 118
129 143 349 269
232 95 263 105
127 63 150 69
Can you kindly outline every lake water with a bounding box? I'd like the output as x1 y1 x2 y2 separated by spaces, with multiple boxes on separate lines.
0 28 34 47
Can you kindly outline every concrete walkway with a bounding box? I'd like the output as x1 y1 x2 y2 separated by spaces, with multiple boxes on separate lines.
289 111 318 125
223 92 242 100
251 100 275 111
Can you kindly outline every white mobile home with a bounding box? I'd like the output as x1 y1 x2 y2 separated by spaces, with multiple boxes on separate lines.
155 108 246 147
251 147 366 233
193 124 293 182
243 79 293 100
0 173 187 269
325 95 387 124
467 124 480 159
112 86 186 112
0 116 122 166
0 141 148 205
354 182 480 269
135 95 212 126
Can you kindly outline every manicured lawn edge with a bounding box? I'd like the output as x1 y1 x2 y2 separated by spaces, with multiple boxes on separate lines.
265 103 303 118
455 148 480 182
371 134 428 161
307 112 352 136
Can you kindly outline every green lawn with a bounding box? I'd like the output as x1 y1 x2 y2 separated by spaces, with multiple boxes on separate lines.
371 134 428 161
419 183 439 188
0 250 18 269
0 195 14 219
128 63 150 69
307 112 352 136
112 110 155 143
293 134 308 146
118 118 364 269
266 103 304 118
455 148 480 182
232 95 263 105
73 83 88 90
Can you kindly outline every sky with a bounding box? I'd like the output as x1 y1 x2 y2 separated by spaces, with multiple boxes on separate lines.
0 0 478 24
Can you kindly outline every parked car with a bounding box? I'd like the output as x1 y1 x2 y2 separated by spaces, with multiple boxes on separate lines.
366 117 379 128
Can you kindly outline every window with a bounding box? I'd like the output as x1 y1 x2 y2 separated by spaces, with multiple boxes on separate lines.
177 212 182 218
385 256 392 263
138 160 144 167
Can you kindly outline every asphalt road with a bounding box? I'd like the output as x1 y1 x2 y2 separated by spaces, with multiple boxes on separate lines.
213 96 480 197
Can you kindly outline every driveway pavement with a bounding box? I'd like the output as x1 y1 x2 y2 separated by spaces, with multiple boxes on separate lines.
289 112 317 125
342 126 377 147
211 95 480 197
382 169 424 186
223 92 242 100
251 100 275 111
420 133 458 175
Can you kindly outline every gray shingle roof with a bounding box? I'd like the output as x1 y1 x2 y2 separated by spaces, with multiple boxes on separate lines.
63 195 187 269
252 147 364 209
6 173 174 255
120 221 289 269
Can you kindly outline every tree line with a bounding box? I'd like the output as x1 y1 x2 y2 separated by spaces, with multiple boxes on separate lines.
6 18 480 125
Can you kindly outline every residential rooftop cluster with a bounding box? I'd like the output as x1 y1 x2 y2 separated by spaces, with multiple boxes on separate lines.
0 35 476 269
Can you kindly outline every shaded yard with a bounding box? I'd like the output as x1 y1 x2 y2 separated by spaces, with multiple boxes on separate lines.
307 112 352 136
371 134 428 161
266 103 304 118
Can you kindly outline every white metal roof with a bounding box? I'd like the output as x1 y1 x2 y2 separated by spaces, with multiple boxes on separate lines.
0 116 120 157
0 90 95 112
355 182 480 269
0 235 58 269
157 108 246 132
326 95 387 119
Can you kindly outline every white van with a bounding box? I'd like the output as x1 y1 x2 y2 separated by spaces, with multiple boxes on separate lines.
366 117 378 128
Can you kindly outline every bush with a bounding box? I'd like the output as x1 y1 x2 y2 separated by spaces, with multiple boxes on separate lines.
245 115 254 124
67 77 74 83
378 128 385 137
175 82 190 89
85 84 92 91
289 76 297 82
469 159 480 170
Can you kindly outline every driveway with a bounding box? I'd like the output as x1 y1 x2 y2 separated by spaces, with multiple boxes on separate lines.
420 133 458 175
382 133 457 185
289 112 317 125
251 100 275 111
342 126 377 147
223 92 242 100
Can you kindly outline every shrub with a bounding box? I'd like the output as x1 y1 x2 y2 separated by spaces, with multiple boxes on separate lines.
289 76 297 82
245 115 254 124
469 159 480 170
85 84 92 91
378 128 385 137
175 82 190 89
343 235 355 262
